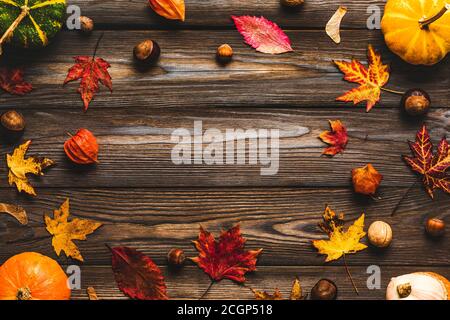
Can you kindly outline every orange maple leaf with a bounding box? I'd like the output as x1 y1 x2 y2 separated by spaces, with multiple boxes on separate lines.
334 45 390 112
403 124 450 198
319 120 348 156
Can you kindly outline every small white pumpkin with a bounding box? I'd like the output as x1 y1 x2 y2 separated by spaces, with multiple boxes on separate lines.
386 272 450 300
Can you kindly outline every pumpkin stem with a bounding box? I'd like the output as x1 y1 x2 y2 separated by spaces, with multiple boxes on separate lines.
397 283 412 298
0 6 30 55
419 4 450 29
16 287 32 300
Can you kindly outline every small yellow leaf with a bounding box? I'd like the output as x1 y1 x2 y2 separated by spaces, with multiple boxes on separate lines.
6 140 54 196
312 206 367 262
87 287 99 300
289 278 302 300
45 198 102 262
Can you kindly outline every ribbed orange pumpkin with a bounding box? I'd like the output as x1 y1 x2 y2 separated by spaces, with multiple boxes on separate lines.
381 0 450 65
0 252 70 300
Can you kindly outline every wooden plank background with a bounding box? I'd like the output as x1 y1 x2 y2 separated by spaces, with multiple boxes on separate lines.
0 0 449 300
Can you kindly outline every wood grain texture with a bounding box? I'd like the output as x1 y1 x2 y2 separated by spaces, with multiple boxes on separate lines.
1 30 448 110
70 266 450 300
0 188 448 266
0 0 449 301
0 107 448 188
71 0 386 29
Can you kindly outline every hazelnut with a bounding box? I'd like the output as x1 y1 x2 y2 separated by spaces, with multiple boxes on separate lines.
1 110 25 132
216 44 233 64
368 221 393 248
134 39 161 64
425 217 445 238
79 16 94 35
280 0 304 7
167 248 185 266
310 279 337 300
401 88 431 116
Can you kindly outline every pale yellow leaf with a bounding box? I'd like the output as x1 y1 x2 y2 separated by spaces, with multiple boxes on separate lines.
45 198 102 262
326 6 347 44
6 140 54 196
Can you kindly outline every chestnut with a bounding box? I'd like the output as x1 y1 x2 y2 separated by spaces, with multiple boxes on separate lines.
167 248 185 266
425 217 445 238
280 0 304 7
310 279 337 300
216 44 233 64
1 110 25 133
134 39 161 65
401 88 431 116
79 16 94 35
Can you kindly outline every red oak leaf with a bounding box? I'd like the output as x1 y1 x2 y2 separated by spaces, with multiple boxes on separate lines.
403 124 450 198
319 120 348 156
0 67 32 95
334 45 390 112
232 16 293 54
192 225 263 283
109 246 168 300
64 56 112 111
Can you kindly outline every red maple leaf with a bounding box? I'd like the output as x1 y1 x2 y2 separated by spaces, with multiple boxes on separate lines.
403 124 450 198
0 67 32 95
319 120 348 156
192 225 263 283
109 246 168 300
64 56 112 111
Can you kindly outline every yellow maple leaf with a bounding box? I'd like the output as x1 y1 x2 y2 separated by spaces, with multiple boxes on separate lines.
45 199 102 262
334 45 390 112
312 206 367 262
6 140 54 196
252 278 303 300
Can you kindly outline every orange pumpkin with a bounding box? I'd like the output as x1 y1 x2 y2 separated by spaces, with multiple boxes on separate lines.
381 0 450 65
0 252 70 300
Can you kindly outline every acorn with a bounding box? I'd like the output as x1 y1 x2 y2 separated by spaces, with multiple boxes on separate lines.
425 217 445 238
79 16 94 35
368 221 393 248
401 88 431 116
216 44 233 64
1 110 25 133
167 248 185 266
133 39 161 64
280 0 304 7
310 279 337 300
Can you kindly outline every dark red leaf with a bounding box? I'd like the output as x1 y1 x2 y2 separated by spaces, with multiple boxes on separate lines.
0 67 32 95
109 246 168 300
192 225 263 283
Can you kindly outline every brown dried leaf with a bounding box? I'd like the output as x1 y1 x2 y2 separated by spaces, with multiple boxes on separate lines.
0 203 27 225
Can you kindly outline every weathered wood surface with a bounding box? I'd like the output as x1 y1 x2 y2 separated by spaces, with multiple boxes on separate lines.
0 107 450 188
2 30 449 110
70 266 450 300
0 0 449 301
72 0 386 29
0 188 448 266
0 107 448 188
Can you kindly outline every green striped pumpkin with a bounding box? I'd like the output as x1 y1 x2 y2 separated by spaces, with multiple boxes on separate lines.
0 0 66 48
